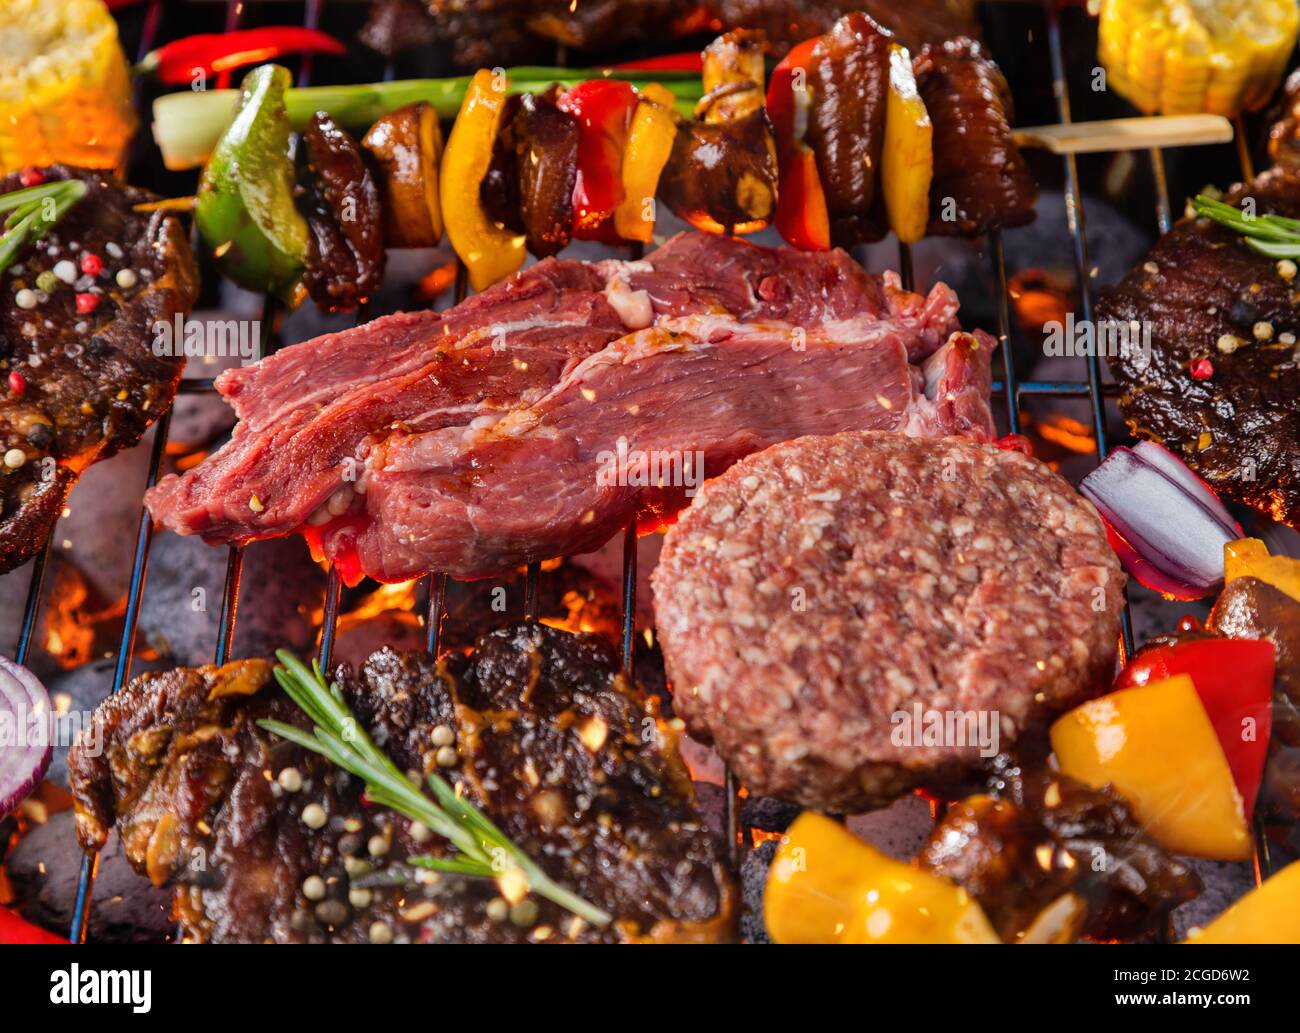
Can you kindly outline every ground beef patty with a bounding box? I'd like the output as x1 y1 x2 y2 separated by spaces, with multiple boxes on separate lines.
651 431 1125 812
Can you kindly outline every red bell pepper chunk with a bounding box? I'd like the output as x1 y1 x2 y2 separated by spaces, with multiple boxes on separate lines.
137 28 346 86
1114 636 1275 818
767 37 831 252
0 907 66 944
608 53 704 73
556 79 640 241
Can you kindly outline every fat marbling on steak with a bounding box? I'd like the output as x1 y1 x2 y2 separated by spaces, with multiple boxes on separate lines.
68 624 734 943
652 431 1125 812
145 232 994 582
0 166 198 573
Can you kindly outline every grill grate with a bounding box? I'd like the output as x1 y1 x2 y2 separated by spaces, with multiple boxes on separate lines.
0 0 1273 943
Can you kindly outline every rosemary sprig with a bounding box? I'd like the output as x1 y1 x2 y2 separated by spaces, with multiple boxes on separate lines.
257 649 612 928
0 179 88 277
1190 193 1300 258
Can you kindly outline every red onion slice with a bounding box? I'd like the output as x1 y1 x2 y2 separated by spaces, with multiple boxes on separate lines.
0 655 52 815
1078 441 1242 601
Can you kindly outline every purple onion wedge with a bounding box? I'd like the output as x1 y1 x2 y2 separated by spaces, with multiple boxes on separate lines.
1078 440 1242 601
0 655 52 815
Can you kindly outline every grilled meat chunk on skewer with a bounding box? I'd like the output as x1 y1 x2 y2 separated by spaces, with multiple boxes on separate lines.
297 114 385 312
920 770 1202 942
914 38 1038 237
68 625 735 944
0 166 198 574
804 12 893 246
1100 170 1300 528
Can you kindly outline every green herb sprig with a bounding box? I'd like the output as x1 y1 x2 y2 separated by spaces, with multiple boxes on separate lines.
258 649 611 928
0 179 88 277
1191 193 1300 258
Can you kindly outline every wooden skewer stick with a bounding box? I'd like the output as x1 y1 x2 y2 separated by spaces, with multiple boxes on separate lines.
1013 114 1233 155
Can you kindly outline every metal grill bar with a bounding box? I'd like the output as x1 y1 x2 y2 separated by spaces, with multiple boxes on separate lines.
989 230 1021 436
1045 3 1135 665
70 407 174 941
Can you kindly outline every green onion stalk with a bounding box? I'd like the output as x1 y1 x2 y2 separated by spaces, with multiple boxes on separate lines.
1191 193 1300 258
0 179 87 277
154 67 704 171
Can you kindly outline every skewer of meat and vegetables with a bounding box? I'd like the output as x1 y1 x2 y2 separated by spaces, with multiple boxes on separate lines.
2 0 1300 947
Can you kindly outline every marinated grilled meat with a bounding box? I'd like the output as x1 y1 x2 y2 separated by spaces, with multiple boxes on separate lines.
805 12 892 246
914 38 1038 237
653 432 1123 812
660 104 778 234
0 166 198 574
1101 171 1300 528
714 0 979 51
1267 68 1300 170
409 0 698 67
512 93 580 258
481 91 581 259
377 1 977 65
921 770 1202 942
297 114 385 312
68 625 735 943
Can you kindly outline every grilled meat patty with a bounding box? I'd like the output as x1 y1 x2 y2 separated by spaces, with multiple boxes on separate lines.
1100 169 1300 528
68 625 735 943
0 165 198 574
652 431 1125 812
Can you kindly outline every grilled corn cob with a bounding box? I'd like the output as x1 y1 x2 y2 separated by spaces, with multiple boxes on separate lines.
1098 0 1299 117
0 0 137 175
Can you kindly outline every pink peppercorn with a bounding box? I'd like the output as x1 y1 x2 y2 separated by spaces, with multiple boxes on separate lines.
80 252 103 277
75 292 99 315
8 370 27 396
1190 357 1214 380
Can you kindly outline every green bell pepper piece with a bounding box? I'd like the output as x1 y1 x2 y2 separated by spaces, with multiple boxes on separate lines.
195 64 310 303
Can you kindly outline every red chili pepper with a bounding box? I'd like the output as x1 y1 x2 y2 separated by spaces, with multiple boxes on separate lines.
80 252 103 278
608 52 705 73
18 167 45 188
1115 636 1275 818
75 293 99 315
767 38 831 252
136 28 346 86
0 908 65 945
8 370 26 397
555 79 640 242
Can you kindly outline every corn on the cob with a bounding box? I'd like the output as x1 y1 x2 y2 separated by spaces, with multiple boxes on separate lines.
1098 0 1299 117
0 0 136 175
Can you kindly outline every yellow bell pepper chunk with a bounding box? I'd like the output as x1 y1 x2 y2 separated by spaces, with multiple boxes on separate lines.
440 68 526 292
1224 538 1300 604
765 812 999 944
1184 860 1300 943
1051 674 1251 862
613 98 678 244
882 44 933 245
